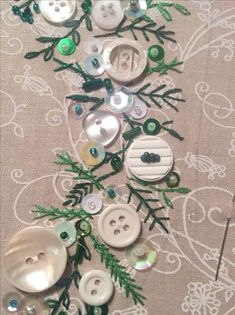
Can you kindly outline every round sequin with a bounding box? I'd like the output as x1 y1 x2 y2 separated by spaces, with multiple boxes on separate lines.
103 185 121 203
68 104 85 120
165 171 180 188
125 238 157 271
79 141 105 166
84 53 105 76
2 292 22 313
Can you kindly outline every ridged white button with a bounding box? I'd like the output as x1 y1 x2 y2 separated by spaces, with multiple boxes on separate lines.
127 136 174 181
79 270 113 306
91 0 124 30
103 38 147 83
39 0 77 25
98 204 141 248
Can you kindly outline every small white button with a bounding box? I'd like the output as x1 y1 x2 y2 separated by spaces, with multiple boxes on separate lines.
103 38 147 83
91 0 124 30
97 204 141 248
83 37 104 55
54 221 77 247
81 194 103 214
84 53 106 76
129 97 148 120
39 0 77 25
79 270 113 306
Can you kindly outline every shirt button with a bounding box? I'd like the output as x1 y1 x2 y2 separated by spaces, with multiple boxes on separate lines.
54 221 77 247
20 296 48 315
79 140 105 166
106 86 134 114
126 135 174 182
39 0 77 25
83 110 121 147
84 53 106 76
97 204 141 248
79 270 113 306
2 292 22 313
57 38 76 56
3 227 67 292
91 0 124 30
129 97 148 120
81 193 103 214
83 37 104 55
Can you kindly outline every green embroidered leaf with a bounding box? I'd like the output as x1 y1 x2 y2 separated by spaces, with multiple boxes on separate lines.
85 15 93 31
162 192 173 209
43 48 54 61
36 37 58 43
71 30 80 45
157 5 172 21
173 3 191 16
63 20 81 28
177 187 191 194
24 51 41 59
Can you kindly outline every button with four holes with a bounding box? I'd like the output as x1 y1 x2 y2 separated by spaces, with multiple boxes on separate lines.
91 0 124 30
81 194 103 215
98 204 141 248
79 270 113 306
39 0 77 25
54 221 77 247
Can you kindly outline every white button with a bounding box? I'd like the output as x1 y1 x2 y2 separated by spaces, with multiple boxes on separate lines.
129 97 148 120
84 53 106 76
83 37 104 55
81 194 103 214
54 221 77 247
97 204 141 248
91 0 124 30
103 38 147 83
106 86 134 114
79 270 113 306
39 0 77 25
126 136 174 181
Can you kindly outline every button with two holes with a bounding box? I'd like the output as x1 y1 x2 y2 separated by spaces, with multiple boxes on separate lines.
79 270 113 306
97 204 141 248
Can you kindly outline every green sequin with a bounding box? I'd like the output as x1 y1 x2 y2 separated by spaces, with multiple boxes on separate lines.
143 119 161 135
111 155 122 171
165 172 180 188
57 38 76 56
148 45 165 62
76 220 92 236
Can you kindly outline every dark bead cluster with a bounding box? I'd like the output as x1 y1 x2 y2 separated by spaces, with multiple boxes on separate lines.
141 152 161 163
12 1 40 24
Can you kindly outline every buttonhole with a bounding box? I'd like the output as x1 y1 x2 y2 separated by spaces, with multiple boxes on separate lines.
91 289 97 295
54 6 60 12
26 257 34 265
49 1 54 5
123 224 129 231
38 252 46 260
119 215 125 222
110 220 116 226
114 229 120 235
95 279 101 286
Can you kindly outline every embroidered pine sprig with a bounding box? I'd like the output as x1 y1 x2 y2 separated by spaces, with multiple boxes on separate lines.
63 182 93 207
66 94 105 111
32 205 90 221
126 183 169 232
54 58 94 82
90 234 146 305
95 17 176 44
147 1 191 22
146 58 183 76
12 0 40 24
129 177 191 209
56 153 104 190
133 83 185 112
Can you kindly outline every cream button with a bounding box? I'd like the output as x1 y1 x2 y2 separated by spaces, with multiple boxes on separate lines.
81 194 103 214
126 136 174 182
79 270 113 306
3 227 67 293
129 97 148 120
82 110 121 147
103 38 148 83
54 221 77 247
91 0 124 30
97 204 141 248
39 0 77 25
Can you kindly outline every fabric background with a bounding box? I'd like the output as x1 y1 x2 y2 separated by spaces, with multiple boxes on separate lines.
1 1 235 314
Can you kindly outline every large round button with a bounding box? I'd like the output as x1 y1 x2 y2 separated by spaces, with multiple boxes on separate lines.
126 136 174 182
129 97 148 120
103 38 148 83
91 0 124 30
98 204 141 248
106 86 134 114
3 227 67 292
54 221 77 247
82 110 121 147
81 194 103 214
79 140 105 166
79 270 113 306
19 296 48 315
39 0 77 25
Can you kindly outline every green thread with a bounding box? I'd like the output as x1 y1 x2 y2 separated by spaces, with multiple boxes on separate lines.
90 234 146 305
12 0 40 24
146 58 183 76
66 94 105 111
63 182 93 207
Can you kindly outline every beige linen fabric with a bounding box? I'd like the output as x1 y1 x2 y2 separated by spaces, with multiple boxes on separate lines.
1 1 235 314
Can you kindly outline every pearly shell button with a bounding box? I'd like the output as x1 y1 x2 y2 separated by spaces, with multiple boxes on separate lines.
39 0 77 25
103 38 147 83
54 221 77 247
91 0 124 30
79 140 106 166
84 53 106 76
82 110 121 147
3 227 67 293
79 270 113 306
126 135 174 182
81 193 103 214
129 97 148 120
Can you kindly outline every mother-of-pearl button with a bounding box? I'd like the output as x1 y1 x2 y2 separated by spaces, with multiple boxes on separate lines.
103 38 148 83
39 0 77 25
79 270 113 306
3 227 67 293
97 204 141 248
91 0 124 30
126 136 174 182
